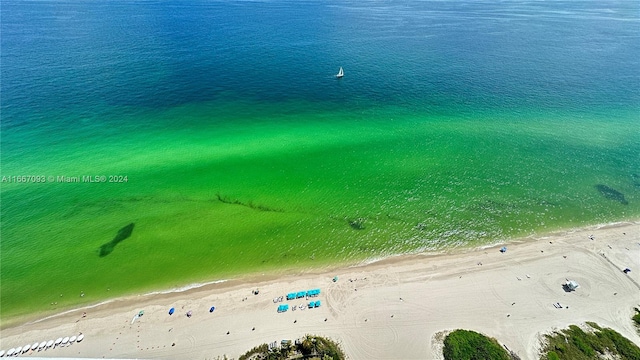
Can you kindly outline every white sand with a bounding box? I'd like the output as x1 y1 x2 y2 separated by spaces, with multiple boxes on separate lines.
2 221 639 359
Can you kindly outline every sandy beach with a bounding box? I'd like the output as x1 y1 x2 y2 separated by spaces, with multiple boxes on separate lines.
1 221 639 359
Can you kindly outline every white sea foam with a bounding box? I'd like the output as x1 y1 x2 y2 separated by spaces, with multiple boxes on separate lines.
25 280 229 326
144 279 230 296
26 299 117 326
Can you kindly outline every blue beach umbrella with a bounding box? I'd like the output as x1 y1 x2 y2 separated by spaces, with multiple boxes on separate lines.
169 307 175 315
209 306 215 313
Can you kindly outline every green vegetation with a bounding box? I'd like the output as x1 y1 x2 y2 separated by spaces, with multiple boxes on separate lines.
540 323 640 360
442 329 513 360
237 335 345 360
633 307 640 333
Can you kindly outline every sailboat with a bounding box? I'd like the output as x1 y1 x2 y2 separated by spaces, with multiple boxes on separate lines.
336 67 344 78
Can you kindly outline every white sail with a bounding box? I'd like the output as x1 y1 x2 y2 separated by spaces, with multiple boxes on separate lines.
336 67 344 78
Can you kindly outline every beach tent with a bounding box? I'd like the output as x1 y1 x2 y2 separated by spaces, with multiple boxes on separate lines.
77 334 84 342
62 337 69 345
39 341 47 349
7 349 14 357
69 335 77 343
15 347 22 355
186 310 192 318
500 246 507 253
169 307 175 315
23 344 30 353
287 292 296 300
315 300 321 307
209 306 216 313
296 291 306 298
54 338 62 347
308 301 315 308
333 276 338 282
46 340 54 348
32 342 39 350
624 268 631 274
0 350 5 357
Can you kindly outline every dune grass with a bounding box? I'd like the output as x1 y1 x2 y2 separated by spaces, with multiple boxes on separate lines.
541 323 640 360
442 329 513 360
236 335 345 360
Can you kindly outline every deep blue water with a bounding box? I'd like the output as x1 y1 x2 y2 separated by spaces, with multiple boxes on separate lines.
2 0 639 126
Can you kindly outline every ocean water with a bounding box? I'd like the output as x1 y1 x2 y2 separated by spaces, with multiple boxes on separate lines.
1 0 638 320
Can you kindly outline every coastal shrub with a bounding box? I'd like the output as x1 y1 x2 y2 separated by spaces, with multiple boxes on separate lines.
238 343 268 360
442 329 511 360
237 335 345 360
540 323 640 360
633 307 640 332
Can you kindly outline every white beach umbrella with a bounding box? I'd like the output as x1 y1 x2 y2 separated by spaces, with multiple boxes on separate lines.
31 342 39 350
69 335 77 343
22 345 30 353
14 347 22 354
77 334 84 342
46 340 54 348
61 337 69 345
6 349 14 357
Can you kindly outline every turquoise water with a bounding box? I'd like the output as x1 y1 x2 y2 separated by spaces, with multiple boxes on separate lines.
1 0 639 320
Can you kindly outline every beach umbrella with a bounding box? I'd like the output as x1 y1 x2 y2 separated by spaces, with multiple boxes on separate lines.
209 306 215 313
62 337 69 345
69 335 77 343
77 334 84 342
169 307 175 315
186 310 192 318
32 342 40 350
46 340 54 348
54 338 62 347
500 246 507 253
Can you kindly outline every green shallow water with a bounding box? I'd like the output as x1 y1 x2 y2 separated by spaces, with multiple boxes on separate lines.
2 100 639 320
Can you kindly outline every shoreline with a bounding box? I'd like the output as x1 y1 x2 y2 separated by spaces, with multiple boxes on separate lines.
2 219 638 331
1 220 638 358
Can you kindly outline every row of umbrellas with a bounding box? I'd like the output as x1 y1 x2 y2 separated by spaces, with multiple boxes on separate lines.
0 334 84 357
